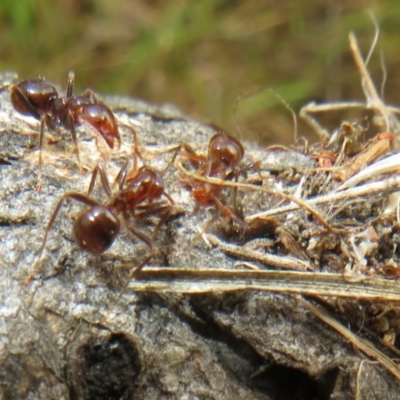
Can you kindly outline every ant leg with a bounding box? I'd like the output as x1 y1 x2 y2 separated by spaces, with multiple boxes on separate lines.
232 172 240 217
67 110 83 174
151 206 171 240
134 202 173 240
190 190 246 246
66 71 75 98
36 117 46 191
119 124 141 167
123 210 153 249
181 143 205 168
190 212 220 247
188 199 245 249
150 191 176 239
79 118 112 163
162 191 176 210
161 144 182 173
213 196 245 227
25 192 101 284
182 143 210 171
113 160 130 191
126 224 154 249
36 115 53 191
82 88 102 104
163 142 205 173
227 162 258 215
87 165 99 196
0 83 10 94
88 163 113 197
108 250 156 316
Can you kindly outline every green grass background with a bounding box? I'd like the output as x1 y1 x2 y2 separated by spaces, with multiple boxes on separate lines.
0 0 399 144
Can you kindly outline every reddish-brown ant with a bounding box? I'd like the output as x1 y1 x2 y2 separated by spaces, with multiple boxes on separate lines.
185 131 244 207
1 71 124 189
174 131 248 238
25 153 176 304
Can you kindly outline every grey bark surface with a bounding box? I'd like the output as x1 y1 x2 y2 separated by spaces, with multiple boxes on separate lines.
0 72 399 399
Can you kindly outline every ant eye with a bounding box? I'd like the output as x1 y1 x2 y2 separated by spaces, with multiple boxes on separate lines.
74 206 120 255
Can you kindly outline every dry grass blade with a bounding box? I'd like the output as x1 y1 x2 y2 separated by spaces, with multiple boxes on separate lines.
333 137 391 183
337 151 400 190
301 297 400 382
247 174 400 221
127 266 400 302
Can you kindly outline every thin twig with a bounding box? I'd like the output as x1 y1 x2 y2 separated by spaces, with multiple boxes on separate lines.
299 26 400 142
175 160 340 235
364 10 380 67
207 234 312 271
349 32 400 136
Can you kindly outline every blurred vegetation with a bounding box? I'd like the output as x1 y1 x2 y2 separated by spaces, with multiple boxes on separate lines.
1 0 400 144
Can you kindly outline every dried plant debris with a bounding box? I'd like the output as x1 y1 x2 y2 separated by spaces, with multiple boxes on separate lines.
3 30 400 399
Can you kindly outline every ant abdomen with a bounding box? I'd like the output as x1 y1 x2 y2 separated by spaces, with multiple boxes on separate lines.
10 79 58 118
73 205 120 255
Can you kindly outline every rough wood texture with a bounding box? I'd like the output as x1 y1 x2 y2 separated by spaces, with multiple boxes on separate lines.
0 72 399 399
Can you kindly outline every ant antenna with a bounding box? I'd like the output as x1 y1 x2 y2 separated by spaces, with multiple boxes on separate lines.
107 251 156 318
233 93 245 141
67 70 75 98
268 88 298 144
233 87 298 144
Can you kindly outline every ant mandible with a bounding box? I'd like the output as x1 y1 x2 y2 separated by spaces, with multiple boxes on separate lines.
25 152 176 303
1 71 123 189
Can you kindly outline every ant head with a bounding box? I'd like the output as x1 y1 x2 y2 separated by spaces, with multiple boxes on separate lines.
208 132 244 170
75 103 120 149
11 79 58 118
74 205 120 255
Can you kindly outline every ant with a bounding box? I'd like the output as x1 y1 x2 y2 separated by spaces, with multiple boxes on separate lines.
25 148 176 305
174 131 248 238
1 71 126 189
